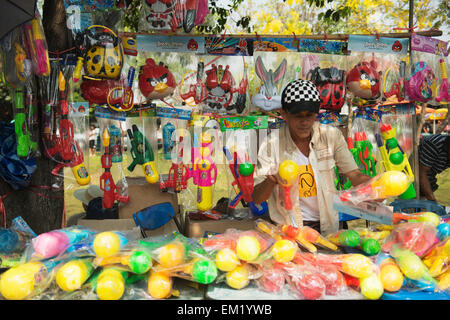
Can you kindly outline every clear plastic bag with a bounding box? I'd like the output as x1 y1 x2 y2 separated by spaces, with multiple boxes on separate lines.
139 0 206 34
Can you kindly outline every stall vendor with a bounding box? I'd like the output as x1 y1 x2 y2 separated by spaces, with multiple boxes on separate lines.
253 79 371 235
418 134 450 202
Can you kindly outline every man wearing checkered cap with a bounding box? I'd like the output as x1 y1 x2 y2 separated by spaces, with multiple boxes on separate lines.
253 79 371 235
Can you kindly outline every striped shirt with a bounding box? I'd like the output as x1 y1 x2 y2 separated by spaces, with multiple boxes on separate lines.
419 134 450 191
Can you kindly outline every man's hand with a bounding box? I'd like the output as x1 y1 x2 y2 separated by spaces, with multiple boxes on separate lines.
345 169 372 187
419 163 437 201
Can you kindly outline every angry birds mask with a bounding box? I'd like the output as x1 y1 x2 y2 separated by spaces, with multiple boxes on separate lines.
346 61 382 100
138 58 176 101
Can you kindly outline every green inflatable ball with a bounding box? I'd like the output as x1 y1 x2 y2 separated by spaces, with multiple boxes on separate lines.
338 230 361 247
361 238 381 256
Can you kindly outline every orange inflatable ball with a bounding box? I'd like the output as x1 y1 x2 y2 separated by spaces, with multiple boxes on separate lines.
379 258 404 292
148 271 173 299
158 242 185 268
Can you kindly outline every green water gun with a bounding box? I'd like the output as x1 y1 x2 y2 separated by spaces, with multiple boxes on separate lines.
127 124 159 184
351 131 377 177
14 88 37 157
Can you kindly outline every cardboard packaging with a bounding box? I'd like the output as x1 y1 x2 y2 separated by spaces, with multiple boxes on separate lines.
185 216 257 238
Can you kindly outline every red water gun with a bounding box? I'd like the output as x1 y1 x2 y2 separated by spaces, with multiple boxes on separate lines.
100 129 130 209
180 59 207 104
45 72 90 185
436 58 449 103
160 135 189 193
223 146 267 216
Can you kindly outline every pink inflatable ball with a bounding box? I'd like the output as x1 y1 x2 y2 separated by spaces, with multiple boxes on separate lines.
33 231 70 258
293 273 326 300
259 268 285 293
318 265 345 296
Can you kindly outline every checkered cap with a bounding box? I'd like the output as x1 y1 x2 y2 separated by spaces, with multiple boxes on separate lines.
281 79 320 114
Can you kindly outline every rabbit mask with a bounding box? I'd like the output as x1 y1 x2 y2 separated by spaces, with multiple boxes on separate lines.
252 56 287 111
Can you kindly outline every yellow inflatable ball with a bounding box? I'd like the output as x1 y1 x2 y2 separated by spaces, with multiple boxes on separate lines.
236 236 260 262
148 271 173 299
360 273 384 300
93 232 121 258
272 239 296 263
96 269 125 300
215 248 239 272
226 264 250 290
158 242 185 268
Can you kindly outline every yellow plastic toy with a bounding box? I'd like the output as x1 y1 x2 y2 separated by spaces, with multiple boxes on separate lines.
422 239 449 277
0 261 46 300
56 258 94 292
376 123 416 199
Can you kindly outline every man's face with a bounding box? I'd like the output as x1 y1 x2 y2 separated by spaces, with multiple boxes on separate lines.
280 109 317 140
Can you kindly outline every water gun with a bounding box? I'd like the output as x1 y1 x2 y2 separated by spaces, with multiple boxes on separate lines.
180 58 207 104
350 132 377 177
159 133 189 193
375 123 416 199
436 58 449 103
14 88 37 157
32 226 95 259
107 67 136 112
100 129 130 210
278 160 301 227
45 72 90 185
326 229 381 256
127 124 159 184
340 171 410 203
0 259 63 300
162 122 176 160
94 247 153 274
188 132 217 212
30 19 50 76
223 146 268 216
56 258 95 292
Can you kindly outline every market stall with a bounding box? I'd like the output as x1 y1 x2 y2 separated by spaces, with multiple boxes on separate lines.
0 0 448 302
